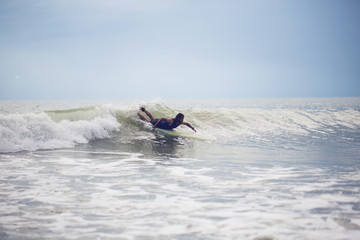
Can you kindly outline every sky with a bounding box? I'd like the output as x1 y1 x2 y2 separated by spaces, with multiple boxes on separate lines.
0 0 359 99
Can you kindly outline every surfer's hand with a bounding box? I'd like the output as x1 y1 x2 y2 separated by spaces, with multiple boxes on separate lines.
192 127 197 133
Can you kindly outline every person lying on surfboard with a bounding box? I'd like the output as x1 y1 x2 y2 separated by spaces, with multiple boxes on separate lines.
137 107 197 132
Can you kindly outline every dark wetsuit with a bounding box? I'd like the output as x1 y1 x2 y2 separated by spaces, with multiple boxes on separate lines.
151 118 181 130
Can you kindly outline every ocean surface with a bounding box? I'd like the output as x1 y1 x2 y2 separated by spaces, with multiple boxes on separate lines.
1 98 360 240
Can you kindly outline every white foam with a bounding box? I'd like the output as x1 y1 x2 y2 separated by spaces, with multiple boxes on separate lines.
1 152 360 239
0 111 120 153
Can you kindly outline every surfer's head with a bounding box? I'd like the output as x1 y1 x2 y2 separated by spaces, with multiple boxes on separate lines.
175 113 184 123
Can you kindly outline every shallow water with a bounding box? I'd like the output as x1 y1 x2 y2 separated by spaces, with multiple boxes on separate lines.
1 98 360 239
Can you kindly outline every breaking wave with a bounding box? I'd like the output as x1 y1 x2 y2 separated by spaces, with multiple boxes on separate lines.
1 100 360 153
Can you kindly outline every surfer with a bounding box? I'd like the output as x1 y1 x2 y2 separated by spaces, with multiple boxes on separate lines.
138 107 197 132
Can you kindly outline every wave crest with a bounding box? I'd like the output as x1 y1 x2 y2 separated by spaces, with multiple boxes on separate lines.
0 107 120 153
1 100 360 153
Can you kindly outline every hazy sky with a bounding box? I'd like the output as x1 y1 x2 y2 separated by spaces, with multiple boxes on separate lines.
1 0 359 99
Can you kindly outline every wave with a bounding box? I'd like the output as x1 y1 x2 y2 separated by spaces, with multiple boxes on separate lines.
1 101 360 153
0 106 121 153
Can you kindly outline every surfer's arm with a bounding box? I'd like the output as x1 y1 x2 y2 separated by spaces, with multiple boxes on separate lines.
183 122 196 132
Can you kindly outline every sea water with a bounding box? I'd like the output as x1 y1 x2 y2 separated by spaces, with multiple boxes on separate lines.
0 98 360 240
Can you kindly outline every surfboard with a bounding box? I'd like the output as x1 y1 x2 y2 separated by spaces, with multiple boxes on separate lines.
155 128 214 141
